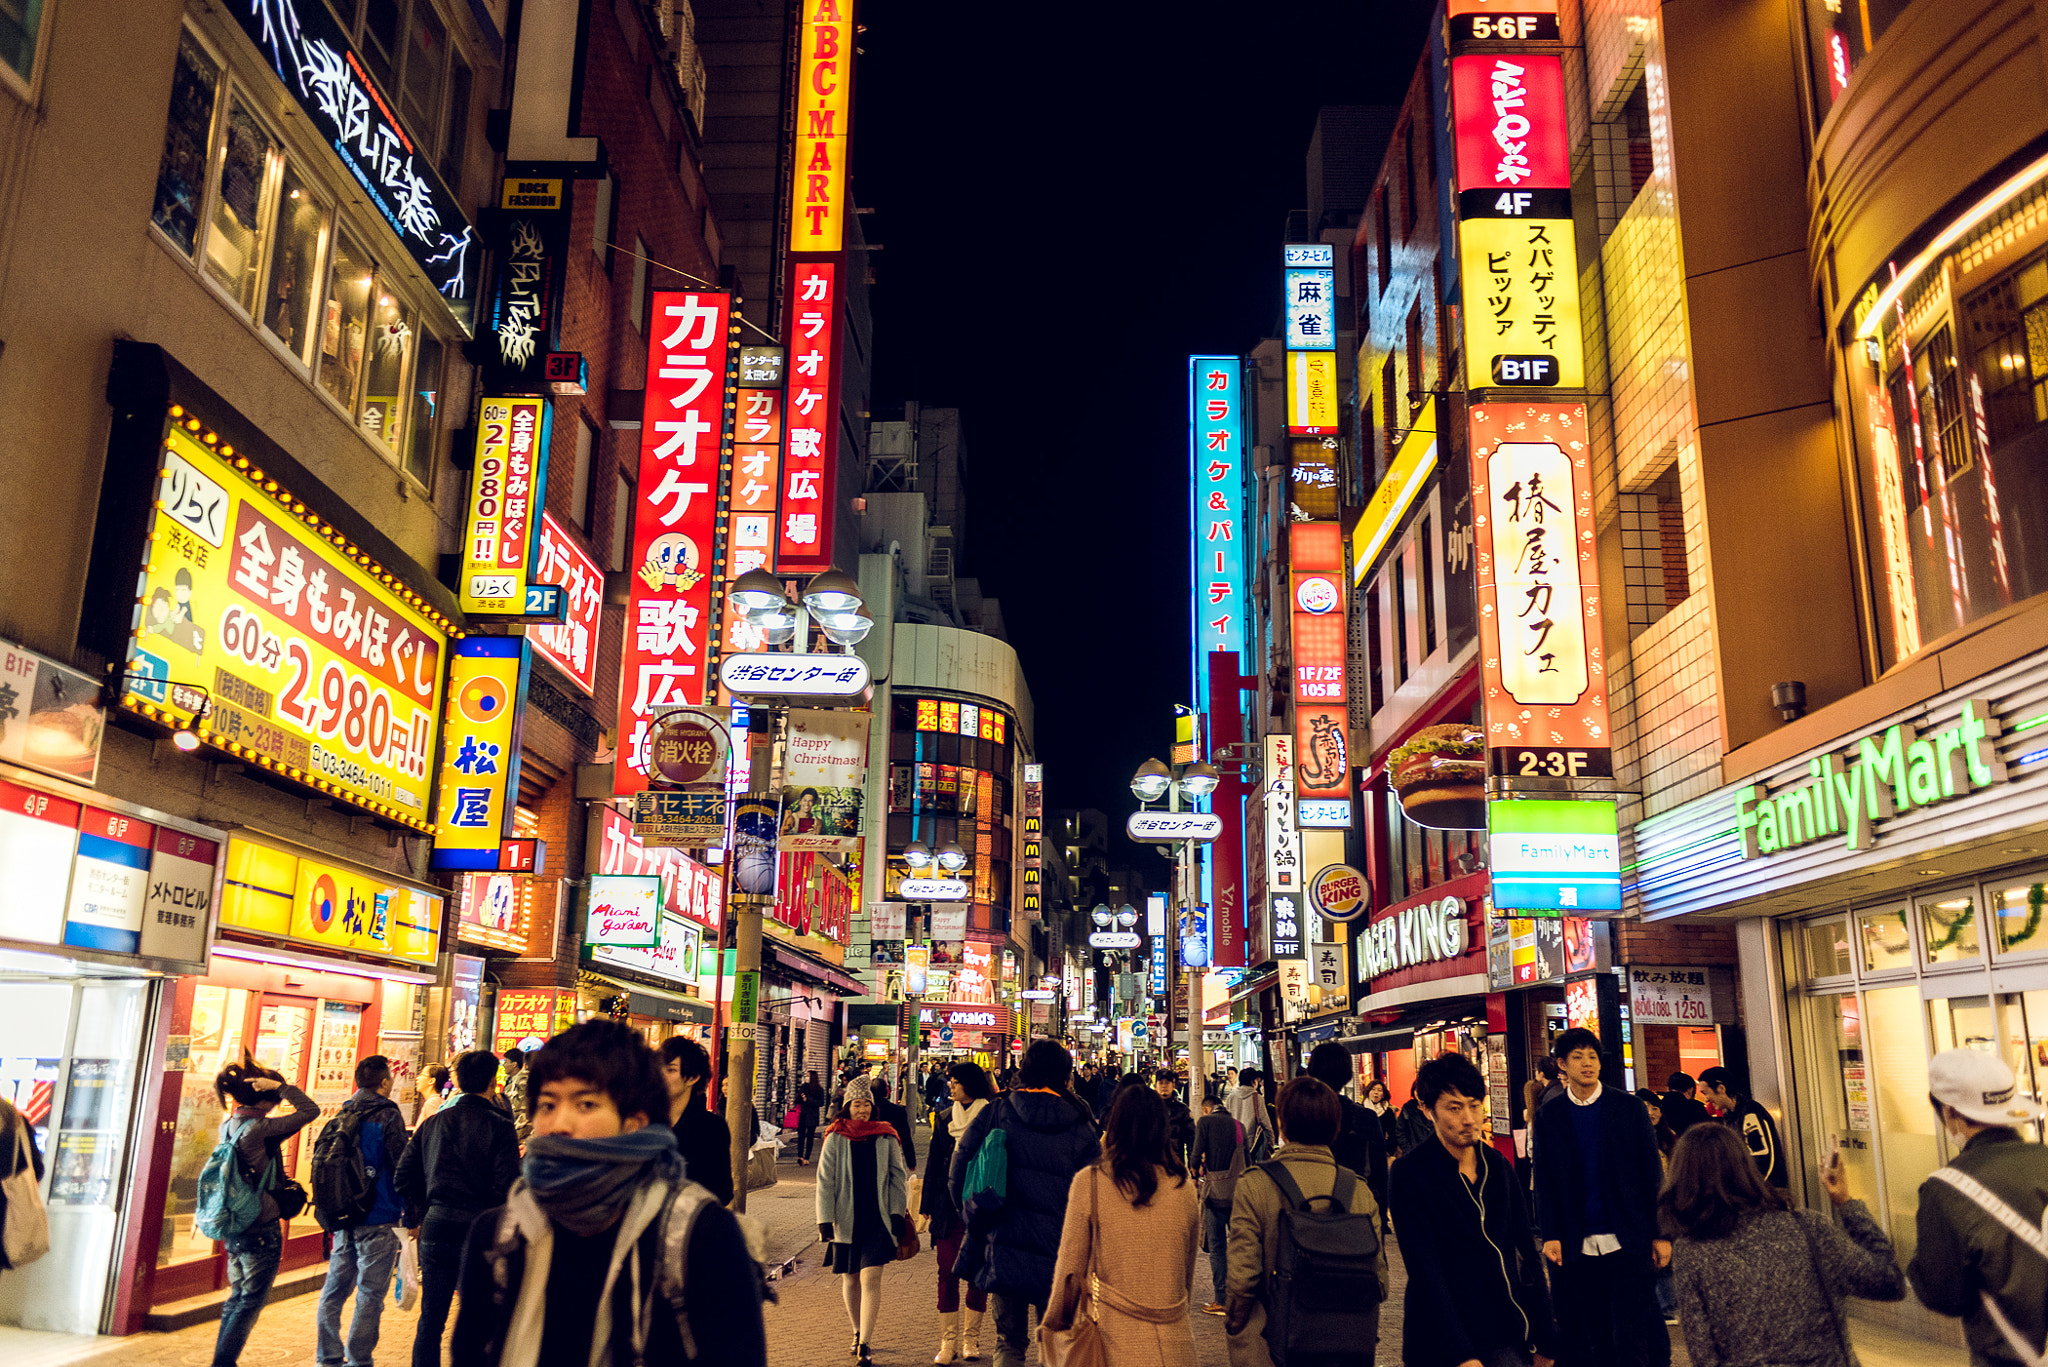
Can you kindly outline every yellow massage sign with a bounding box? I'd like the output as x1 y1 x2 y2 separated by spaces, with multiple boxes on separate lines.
124 411 452 828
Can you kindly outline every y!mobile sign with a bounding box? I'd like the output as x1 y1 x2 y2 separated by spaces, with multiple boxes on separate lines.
777 262 838 575
619 291 735 796
1190 356 1245 718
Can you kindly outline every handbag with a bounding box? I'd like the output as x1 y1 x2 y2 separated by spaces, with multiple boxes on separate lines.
1038 1169 1189 1367
393 1233 422 1310
273 1173 310 1222
895 1221 922 1261
783 1108 801 1131
1 1106 50 1269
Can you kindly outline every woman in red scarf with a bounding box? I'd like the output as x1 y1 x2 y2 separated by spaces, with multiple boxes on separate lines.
816 1074 909 1365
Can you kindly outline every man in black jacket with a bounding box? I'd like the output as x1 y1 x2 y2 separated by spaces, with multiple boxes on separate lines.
871 1077 919 1172
1697 1066 1786 1188
1153 1071 1195 1167
1391 1054 1557 1367
1659 1072 1711 1137
1306 1043 1387 1211
1532 1029 1669 1367
398 1050 520 1367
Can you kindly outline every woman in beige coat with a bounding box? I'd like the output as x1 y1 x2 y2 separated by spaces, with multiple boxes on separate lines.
1043 1085 1200 1366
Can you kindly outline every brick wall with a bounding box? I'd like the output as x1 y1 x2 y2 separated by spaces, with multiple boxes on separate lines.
1612 918 1737 965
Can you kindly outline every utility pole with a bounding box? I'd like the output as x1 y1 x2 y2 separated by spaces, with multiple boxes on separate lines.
725 707 773 1211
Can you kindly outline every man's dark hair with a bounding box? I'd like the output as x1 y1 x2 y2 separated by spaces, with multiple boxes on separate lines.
526 1019 667 1124
1102 1086 1186 1208
660 1035 711 1080
1305 1042 1355 1093
1018 1038 1074 1090
1535 1057 1560 1083
948 1061 994 1101
502 1047 526 1069
1697 1065 1742 1098
1413 1053 1488 1110
872 1077 891 1101
1667 1071 1696 1095
214 1055 284 1109
1659 1118 1785 1238
1551 1027 1603 1062
355 1055 392 1092
454 1050 499 1094
1237 1067 1263 1088
1276 1076 1343 1146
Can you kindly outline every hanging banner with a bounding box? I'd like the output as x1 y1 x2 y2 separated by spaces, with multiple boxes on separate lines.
1264 734 1300 894
731 794 781 897
1470 402 1612 778
779 708 867 850
585 873 661 948
459 397 552 616
429 637 531 870
618 290 735 795
776 261 839 574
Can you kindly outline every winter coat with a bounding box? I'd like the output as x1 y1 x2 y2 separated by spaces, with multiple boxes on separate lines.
1223 1085 1274 1153
797 1082 825 1125
1909 1129 2048 1367
1532 1085 1664 1258
225 1084 320 1226
872 1099 917 1171
922 1099 987 1238
397 1092 520 1232
1672 1200 1903 1367
816 1125 908 1243
949 1088 1101 1303
1046 1163 1199 1367
671 1102 734 1207
1396 1099 1434 1155
1224 1143 1385 1367
1389 1135 1556 1367
331 1088 409 1228
1331 1097 1388 1200
1160 1094 1196 1168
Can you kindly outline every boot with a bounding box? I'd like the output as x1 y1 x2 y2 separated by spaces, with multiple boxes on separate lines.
933 1308 961 1363
960 1306 985 1361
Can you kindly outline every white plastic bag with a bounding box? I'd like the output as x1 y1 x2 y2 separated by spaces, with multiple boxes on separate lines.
393 1233 421 1311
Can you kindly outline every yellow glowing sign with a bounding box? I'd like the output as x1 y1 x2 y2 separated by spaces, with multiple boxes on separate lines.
129 423 450 827
1351 405 1439 584
1458 216 1585 390
1286 351 1339 434
787 0 854 253
220 835 442 966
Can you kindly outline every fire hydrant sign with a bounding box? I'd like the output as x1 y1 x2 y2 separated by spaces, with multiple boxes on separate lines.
585 874 660 948
1626 966 1716 1025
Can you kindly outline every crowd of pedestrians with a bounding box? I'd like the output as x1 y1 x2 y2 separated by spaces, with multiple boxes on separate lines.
174 1023 2048 1367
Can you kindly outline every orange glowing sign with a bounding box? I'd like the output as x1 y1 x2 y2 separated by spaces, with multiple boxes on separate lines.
787 0 856 253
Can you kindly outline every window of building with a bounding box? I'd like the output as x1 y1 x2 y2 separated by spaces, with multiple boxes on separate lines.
324 0 470 175
151 29 448 489
630 236 649 333
1405 302 1423 414
592 174 618 270
1619 474 1690 636
570 415 597 529
1375 190 1392 293
1402 124 1418 237
0 0 47 94
609 469 635 572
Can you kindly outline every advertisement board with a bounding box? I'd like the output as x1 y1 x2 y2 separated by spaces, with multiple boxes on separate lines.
619 291 734 794
1627 966 1716 1025
777 262 840 574
123 423 448 827
1290 522 1351 803
1264 734 1300 893
0 638 105 786
1286 351 1340 434
589 913 702 985
219 835 441 967
457 872 529 953
1487 799 1621 913
586 874 661 948
493 988 574 1053
596 805 724 931
531 513 605 694
779 708 867 850
430 638 531 871
458 397 551 616
787 0 856 254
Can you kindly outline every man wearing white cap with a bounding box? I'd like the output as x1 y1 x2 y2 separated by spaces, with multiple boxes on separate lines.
1908 1048 2048 1367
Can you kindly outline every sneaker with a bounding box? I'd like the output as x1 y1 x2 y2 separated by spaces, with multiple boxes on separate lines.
1200 1302 1226 1316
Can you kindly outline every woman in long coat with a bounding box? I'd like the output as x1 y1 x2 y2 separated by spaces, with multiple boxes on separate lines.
816 1074 909 1367
924 1062 994 1362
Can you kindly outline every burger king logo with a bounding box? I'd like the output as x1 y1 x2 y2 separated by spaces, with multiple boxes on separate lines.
1309 864 1369 922
1294 575 1339 615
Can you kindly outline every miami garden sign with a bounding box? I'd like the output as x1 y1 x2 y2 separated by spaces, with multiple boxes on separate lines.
1736 700 2005 857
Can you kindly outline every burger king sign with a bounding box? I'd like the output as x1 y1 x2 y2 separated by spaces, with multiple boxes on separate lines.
1308 864 1369 923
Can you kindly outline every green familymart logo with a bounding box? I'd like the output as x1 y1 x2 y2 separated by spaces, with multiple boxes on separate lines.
1736 699 2007 858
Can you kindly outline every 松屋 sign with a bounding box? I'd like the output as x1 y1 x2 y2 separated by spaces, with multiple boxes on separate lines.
1627 966 1716 1025
1736 699 2006 857
1471 404 1611 780
1190 355 1245 720
619 291 734 794
429 638 531 871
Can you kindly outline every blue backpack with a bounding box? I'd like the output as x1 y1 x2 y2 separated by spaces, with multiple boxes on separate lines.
194 1119 270 1241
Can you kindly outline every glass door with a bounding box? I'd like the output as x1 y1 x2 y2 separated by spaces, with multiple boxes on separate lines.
155 983 250 1297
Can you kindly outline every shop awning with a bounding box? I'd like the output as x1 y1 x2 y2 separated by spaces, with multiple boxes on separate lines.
1338 1025 1415 1054
1230 971 1277 1003
627 988 712 1024
765 941 865 997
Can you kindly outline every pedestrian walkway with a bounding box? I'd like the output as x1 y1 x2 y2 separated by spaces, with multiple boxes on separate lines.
0 1125 1975 1367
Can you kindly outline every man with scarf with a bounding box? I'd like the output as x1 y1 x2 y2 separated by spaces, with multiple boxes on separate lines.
450 1020 766 1367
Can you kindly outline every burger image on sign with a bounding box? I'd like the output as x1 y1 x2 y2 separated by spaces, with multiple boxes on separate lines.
1295 575 1339 615
1309 864 1370 923
1388 723 1487 830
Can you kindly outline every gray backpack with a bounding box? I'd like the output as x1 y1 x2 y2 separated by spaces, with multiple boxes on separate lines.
1259 1161 1383 1365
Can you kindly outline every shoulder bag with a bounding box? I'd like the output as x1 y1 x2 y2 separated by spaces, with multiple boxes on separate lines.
1200 1120 1246 1211
1927 1165 2048 1367
0 1108 50 1268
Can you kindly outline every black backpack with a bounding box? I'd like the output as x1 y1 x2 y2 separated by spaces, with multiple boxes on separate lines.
310 1102 377 1230
1259 1160 1383 1364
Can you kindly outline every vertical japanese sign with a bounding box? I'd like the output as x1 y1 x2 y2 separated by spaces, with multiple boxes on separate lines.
1290 523 1351 802
1264 735 1300 894
484 179 570 389
531 513 604 694
724 388 783 654
777 262 838 575
787 0 856 254
1450 54 1583 389
1283 244 1336 351
459 397 552 616
1470 402 1611 776
619 292 735 795
430 637 531 870
1189 356 1245 719
1207 652 1248 970
1286 352 1341 435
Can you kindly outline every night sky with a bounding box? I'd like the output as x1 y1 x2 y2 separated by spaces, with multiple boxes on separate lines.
852 2 1435 849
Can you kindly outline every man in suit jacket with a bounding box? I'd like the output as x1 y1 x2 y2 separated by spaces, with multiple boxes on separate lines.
1533 1028 1670 1367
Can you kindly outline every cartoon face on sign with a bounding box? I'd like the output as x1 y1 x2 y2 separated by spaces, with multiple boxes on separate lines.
639 533 704 592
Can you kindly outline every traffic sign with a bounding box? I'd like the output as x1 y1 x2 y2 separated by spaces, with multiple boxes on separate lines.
940 1026 954 1044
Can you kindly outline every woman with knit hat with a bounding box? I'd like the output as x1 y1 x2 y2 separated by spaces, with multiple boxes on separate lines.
817 1073 910 1365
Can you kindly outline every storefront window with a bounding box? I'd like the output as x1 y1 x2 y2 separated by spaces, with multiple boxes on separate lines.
360 290 416 452
262 167 328 366
205 97 275 312
1991 878 2048 956
1867 983 1933 1261
151 30 220 256
320 233 374 411
1918 891 1981 966
1805 916 1852 977
160 984 249 1271
1804 994 1880 1216
1855 904 1912 972
407 332 445 487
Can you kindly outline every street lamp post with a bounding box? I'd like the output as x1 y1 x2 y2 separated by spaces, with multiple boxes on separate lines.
1131 757 1218 1081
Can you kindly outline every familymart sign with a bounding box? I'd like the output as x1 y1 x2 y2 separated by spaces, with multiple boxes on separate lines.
1736 699 2006 857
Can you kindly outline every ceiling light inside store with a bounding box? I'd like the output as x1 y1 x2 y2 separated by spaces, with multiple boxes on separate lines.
1914 869 1946 876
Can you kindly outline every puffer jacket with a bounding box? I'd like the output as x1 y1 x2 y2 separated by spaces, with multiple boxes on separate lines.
949 1088 1100 1303
1909 1129 2048 1367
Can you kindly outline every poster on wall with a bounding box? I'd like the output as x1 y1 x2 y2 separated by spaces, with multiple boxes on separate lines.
779 708 867 851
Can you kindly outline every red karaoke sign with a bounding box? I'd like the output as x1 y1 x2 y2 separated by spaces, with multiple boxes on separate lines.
777 261 839 574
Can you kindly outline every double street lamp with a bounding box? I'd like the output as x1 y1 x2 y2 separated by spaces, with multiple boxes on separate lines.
1130 757 1223 1078
728 566 874 648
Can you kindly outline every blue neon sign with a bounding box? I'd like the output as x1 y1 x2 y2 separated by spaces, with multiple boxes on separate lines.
1189 356 1246 718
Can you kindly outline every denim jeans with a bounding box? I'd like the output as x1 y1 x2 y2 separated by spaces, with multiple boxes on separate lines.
1203 1202 1230 1304
317 1224 402 1367
212 1223 283 1367
411 1227 468 1367
988 1290 1044 1367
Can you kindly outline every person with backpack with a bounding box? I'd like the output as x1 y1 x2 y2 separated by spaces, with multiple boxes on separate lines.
449 1019 766 1367
1225 1076 1385 1367
205 1056 318 1367
397 1050 520 1367
1532 1028 1669 1367
1042 1086 1199 1365
1908 1048 2048 1367
1194 1090 1245 1318
314 1055 409 1367
949 1038 1101 1367
1306 1044 1388 1225
1390 1054 1557 1367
